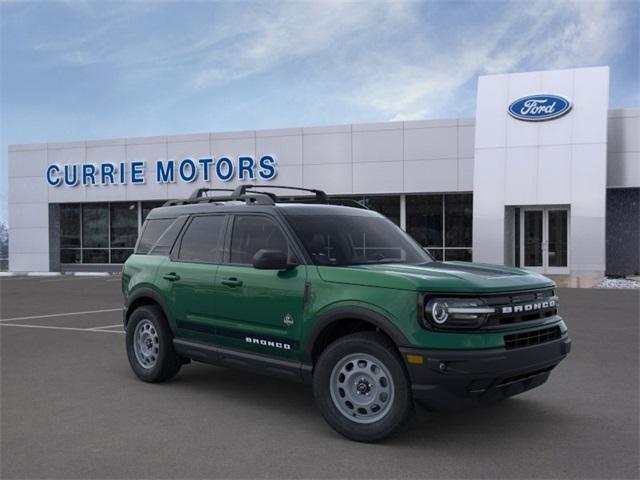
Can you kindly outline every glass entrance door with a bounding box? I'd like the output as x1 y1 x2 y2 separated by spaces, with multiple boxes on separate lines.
519 207 569 274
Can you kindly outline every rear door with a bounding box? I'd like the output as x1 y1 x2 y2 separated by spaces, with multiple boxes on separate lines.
160 214 228 342
212 214 306 359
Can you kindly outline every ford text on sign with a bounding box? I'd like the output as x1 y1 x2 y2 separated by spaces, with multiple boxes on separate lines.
508 94 572 121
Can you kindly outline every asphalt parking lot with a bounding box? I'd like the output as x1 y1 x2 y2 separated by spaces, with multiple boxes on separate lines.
1 276 638 479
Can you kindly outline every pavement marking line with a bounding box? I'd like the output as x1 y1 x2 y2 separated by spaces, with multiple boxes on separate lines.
0 323 124 334
40 276 115 283
89 324 124 330
0 308 122 323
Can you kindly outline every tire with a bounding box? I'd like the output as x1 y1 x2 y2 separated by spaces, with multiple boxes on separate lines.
313 332 414 442
126 304 181 383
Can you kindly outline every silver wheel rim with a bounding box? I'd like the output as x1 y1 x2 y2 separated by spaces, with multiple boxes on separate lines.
329 352 395 424
133 319 159 369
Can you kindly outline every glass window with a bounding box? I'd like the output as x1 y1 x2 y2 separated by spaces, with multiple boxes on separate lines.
61 249 81 264
60 204 81 248
136 218 174 254
82 204 109 248
142 201 166 222
230 216 290 265
332 196 400 225
178 215 226 263
83 249 109 263
287 214 433 266
444 249 472 262
428 249 443 261
110 203 138 248
445 194 473 248
150 216 187 256
111 249 134 264
406 195 443 247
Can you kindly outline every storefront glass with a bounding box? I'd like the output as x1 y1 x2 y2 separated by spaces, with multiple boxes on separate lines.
406 193 473 261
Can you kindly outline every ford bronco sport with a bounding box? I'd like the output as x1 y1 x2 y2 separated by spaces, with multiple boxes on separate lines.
122 185 571 442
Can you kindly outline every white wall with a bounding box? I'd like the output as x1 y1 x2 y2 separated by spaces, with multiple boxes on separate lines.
473 66 610 276
607 108 640 188
8 119 474 272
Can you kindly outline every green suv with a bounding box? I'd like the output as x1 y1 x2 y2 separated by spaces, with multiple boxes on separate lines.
122 185 571 442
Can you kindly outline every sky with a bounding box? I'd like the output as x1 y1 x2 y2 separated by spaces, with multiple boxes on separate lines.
1 0 638 224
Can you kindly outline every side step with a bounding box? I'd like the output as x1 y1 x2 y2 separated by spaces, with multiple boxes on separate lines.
173 338 312 382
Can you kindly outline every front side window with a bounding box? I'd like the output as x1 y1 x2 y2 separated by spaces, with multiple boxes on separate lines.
230 216 291 265
177 215 226 263
286 214 432 267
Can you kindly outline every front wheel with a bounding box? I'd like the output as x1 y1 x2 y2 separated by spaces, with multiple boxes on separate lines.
126 305 181 382
313 332 414 442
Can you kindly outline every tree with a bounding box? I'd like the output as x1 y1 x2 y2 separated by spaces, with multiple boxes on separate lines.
0 221 8 259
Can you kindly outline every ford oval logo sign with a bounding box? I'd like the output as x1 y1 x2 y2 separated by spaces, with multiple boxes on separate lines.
508 94 572 121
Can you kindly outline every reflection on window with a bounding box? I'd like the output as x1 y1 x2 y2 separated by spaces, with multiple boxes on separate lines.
332 196 401 225
110 203 138 248
82 204 109 248
407 195 443 247
407 194 473 262
60 204 81 248
230 216 290 264
59 201 149 264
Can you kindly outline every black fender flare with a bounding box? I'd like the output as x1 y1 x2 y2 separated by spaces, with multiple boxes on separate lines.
303 306 410 364
125 287 176 335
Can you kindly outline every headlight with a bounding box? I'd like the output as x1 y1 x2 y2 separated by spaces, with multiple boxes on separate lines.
424 297 494 329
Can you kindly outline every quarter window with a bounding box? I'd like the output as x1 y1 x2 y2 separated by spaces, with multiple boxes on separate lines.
136 218 174 255
177 215 226 263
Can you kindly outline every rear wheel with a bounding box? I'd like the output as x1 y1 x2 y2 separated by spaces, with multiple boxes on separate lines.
313 332 414 442
126 305 181 382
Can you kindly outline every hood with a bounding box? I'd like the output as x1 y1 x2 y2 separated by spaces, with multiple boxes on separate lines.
316 261 554 293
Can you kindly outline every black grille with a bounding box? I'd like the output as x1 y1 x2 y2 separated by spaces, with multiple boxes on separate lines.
504 326 562 350
483 288 558 328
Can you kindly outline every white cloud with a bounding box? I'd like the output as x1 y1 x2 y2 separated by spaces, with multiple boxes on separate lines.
14 0 631 121
349 0 626 120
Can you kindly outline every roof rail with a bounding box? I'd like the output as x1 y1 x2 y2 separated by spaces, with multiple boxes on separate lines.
163 185 336 207
232 185 329 204
188 188 234 199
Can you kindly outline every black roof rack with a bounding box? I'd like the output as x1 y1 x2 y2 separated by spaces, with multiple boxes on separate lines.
163 185 332 207
231 185 330 204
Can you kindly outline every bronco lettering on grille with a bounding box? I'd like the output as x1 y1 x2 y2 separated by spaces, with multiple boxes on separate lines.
501 299 556 314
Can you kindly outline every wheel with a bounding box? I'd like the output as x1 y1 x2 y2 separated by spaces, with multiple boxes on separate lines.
313 332 414 442
126 305 181 382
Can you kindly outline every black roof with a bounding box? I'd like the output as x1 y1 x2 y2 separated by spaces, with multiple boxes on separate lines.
146 185 376 220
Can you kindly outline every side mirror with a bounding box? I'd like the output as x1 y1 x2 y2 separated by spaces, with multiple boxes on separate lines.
252 249 295 270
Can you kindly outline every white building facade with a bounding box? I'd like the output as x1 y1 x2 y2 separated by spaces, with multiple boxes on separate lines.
8 66 640 276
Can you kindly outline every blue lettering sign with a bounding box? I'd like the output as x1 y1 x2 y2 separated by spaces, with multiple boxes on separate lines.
156 159 175 183
130 161 145 184
258 155 277 180
46 164 61 187
215 157 234 182
46 155 278 187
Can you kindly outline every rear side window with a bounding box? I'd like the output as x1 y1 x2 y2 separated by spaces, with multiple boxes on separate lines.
149 217 187 255
177 215 226 263
136 218 174 254
230 215 292 265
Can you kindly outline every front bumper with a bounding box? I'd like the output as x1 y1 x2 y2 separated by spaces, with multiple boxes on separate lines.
400 335 571 411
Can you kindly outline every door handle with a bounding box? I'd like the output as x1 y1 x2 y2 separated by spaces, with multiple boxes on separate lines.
163 272 181 282
221 277 243 287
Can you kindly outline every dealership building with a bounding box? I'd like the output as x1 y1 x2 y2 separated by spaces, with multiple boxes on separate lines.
7 66 640 277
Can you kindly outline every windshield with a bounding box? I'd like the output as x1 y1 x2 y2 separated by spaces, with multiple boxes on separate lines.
286 214 433 266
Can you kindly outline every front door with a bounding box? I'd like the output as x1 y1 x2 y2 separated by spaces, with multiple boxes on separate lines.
519 207 569 274
213 214 306 359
